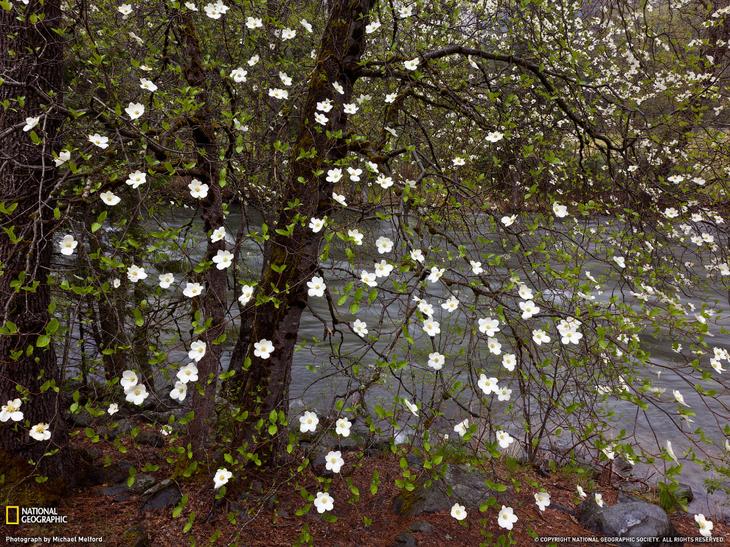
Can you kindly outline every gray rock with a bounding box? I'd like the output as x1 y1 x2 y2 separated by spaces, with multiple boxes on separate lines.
618 491 641 504
310 447 329 475
409 520 434 534
129 473 156 494
577 498 676 546
141 484 181 512
393 532 417 546
104 418 134 439
95 473 156 501
96 460 133 484
142 478 172 497
141 409 185 424
135 430 165 448
393 464 496 516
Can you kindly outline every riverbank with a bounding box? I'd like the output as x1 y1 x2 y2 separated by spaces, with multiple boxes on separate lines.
3 419 728 546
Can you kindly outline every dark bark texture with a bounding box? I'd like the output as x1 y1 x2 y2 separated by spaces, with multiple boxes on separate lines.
0 0 72 476
227 0 374 451
176 13 227 452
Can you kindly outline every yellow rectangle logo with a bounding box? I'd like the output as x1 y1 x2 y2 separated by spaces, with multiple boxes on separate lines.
6 506 19 525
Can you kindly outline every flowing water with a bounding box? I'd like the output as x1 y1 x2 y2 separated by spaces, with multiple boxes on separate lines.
84 209 730 517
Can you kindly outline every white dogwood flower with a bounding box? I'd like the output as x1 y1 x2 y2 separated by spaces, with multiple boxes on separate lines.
254 338 274 359
299 410 319 433
29 423 51 441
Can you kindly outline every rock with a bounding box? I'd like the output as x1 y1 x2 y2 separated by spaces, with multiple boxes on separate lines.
393 464 496 516
130 473 156 494
364 438 392 456
141 483 181 512
95 473 156 500
618 491 641 504
393 532 418 546
310 448 329 475
80 446 103 461
121 524 150 547
409 520 434 534
141 409 185 424
95 460 133 485
135 430 165 448
104 418 134 439
577 498 676 546
677 483 694 503
68 410 94 428
142 478 172 497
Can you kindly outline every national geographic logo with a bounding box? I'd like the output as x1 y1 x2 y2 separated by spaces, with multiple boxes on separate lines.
4 506 68 524
5 506 19 525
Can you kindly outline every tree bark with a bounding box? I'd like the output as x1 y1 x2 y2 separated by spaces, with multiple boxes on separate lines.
0 0 73 477
227 0 374 453
176 13 227 452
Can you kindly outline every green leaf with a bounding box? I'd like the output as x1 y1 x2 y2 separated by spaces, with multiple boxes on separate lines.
45 318 60 335
172 494 189 518
0 201 18 215
133 308 144 327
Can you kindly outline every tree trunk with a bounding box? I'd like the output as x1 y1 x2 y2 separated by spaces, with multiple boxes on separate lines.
176 13 227 452
227 0 374 453
0 0 73 478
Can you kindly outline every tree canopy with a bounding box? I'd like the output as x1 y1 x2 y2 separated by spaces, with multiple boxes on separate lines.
1 0 729 541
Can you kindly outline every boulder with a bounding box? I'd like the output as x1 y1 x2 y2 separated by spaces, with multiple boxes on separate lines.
103 418 134 439
94 460 133 485
129 473 157 494
135 429 165 448
142 478 172 497
577 498 676 546
141 409 185 424
141 483 181 512
95 473 156 501
393 464 496 516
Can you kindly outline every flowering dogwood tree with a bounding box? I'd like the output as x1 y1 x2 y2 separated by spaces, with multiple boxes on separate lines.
1 0 729 539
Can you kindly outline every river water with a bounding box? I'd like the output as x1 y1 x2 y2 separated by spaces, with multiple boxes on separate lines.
97 209 730 517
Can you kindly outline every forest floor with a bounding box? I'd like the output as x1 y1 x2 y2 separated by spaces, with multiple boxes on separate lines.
2 421 729 546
